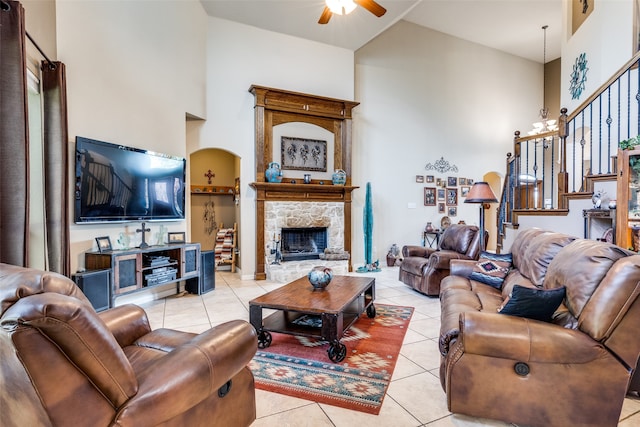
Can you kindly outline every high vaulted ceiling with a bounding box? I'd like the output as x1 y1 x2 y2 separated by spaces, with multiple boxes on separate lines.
200 0 563 63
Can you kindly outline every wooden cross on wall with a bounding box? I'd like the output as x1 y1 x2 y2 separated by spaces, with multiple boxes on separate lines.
204 169 215 184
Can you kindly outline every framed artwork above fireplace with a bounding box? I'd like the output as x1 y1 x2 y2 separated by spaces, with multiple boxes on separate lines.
281 136 327 171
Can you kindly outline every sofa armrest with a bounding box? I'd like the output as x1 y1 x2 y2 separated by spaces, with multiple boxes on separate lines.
114 320 257 426
449 259 477 278
429 251 471 269
457 311 605 364
99 304 152 348
402 245 435 258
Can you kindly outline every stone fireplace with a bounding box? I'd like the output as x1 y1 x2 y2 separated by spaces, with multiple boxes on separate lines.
249 85 360 280
263 200 349 282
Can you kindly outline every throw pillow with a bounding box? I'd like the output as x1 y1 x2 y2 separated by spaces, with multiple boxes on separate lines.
498 285 566 322
468 252 512 289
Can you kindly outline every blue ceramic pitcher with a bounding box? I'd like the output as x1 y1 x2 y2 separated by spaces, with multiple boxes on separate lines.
265 162 283 183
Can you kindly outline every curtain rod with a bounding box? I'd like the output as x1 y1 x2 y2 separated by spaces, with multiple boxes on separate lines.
1 0 56 69
26 31 56 70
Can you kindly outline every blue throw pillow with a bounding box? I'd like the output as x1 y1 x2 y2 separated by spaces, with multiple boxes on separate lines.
468 252 512 289
498 285 566 322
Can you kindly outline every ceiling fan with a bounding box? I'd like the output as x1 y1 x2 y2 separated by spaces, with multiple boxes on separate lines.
318 0 387 25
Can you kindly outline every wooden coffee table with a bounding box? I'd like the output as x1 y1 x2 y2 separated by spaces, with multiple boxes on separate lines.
249 275 376 362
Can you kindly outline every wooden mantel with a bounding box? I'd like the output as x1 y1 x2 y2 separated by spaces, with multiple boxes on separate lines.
249 85 360 280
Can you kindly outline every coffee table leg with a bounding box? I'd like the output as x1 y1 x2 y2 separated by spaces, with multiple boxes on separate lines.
327 341 347 363
249 304 272 348
366 303 376 318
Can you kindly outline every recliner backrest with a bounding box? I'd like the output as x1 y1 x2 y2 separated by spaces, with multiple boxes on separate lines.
439 224 479 255
543 239 640 369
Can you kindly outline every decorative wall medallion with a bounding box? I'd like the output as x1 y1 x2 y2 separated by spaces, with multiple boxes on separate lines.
425 157 459 173
569 52 588 100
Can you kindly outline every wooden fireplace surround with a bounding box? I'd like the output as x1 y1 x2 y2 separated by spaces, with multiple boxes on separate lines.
249 85 359 280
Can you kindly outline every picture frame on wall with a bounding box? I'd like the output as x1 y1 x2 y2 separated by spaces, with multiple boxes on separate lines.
447 176 457 187
448 206 458 217
459 178 467 185
426 175 434 183
416 175 424 183
446 188 458 206
168 232 186 244
438 202 445 214
461 186 470 197
437 188 446 201
281 136 327 172
95 236 112 253
424 187 436 206
436 178 442 187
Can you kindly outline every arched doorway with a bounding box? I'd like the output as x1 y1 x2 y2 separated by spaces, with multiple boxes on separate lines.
190 148 240 271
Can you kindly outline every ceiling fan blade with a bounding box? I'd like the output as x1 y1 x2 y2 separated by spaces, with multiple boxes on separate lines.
354 0 387 17
318 6 332 24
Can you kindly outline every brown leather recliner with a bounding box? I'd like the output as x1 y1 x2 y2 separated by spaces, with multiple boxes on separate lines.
398 224 486 296
0 263 257 427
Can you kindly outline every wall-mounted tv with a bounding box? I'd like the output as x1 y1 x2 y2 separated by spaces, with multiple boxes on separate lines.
74 136 186 223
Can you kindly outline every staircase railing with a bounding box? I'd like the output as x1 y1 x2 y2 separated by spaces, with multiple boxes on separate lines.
497 51 640 251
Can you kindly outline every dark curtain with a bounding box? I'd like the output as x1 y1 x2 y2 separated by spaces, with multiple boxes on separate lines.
42 61 70 276
0 0 29 267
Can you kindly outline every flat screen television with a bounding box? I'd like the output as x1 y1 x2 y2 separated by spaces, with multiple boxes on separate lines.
74 136 186 223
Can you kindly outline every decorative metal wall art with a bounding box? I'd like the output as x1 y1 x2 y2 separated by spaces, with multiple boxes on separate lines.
425 157 459 173
569 52 588 100
281 136 327 171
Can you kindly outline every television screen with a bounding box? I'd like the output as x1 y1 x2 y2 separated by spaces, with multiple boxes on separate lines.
75 136 186 223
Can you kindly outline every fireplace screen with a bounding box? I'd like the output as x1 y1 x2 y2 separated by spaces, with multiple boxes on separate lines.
281 227 328 261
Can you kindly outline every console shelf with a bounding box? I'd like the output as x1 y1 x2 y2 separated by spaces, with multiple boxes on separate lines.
85 243 200 308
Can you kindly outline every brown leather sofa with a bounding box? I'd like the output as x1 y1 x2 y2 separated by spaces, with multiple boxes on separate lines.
438 228 640 427
0 263 257 427
399 224 486 296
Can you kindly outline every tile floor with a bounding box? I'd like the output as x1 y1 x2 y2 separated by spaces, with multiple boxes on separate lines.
138 267 640 427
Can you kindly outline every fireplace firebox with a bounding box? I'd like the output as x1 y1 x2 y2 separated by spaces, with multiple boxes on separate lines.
281 227 328 261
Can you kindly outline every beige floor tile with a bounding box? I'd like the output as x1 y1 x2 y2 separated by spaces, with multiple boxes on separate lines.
319 394 421 427
255 389 314 418
407 316 441 340
400 338 442 371
426 413 513 426
252 402 333 427
391 353 426 381
386 371 450 424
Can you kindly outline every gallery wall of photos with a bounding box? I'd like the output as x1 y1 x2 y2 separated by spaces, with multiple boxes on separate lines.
417 174 474 218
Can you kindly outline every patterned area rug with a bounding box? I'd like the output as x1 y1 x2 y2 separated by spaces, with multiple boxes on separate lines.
249 304 414 414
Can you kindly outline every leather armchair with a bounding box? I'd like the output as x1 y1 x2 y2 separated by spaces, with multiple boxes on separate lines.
398 224 486 296
0 263 257 427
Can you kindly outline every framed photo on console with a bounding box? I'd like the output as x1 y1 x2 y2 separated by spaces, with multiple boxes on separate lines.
168 232 186 244
95 236 112 253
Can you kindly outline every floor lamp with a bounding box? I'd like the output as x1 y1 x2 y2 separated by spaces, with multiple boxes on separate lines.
464 182 498 252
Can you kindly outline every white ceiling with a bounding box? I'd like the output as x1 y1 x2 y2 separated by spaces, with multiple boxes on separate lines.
199 0 563 63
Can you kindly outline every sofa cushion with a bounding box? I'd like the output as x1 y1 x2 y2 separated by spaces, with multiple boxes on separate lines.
468 252 512 289
498 285 566 322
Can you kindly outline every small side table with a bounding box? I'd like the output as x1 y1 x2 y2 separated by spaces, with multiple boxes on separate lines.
422 230 442 248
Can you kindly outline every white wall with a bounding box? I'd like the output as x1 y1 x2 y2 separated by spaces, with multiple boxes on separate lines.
561 0 635 111
197 17 355 278
353 21 541 264
55 0 208 272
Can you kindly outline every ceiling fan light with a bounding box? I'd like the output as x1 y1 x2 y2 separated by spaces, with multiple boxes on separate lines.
326 0 357 15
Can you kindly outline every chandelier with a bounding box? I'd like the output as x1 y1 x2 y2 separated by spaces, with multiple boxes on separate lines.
529 25 558 135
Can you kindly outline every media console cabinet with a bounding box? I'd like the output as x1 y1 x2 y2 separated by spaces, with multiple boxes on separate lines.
84 243 201 308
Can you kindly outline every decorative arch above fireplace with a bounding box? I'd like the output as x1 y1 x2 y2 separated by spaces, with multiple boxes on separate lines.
249 85 359 280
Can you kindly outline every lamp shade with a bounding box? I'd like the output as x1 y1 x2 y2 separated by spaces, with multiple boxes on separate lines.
464 182 498 204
